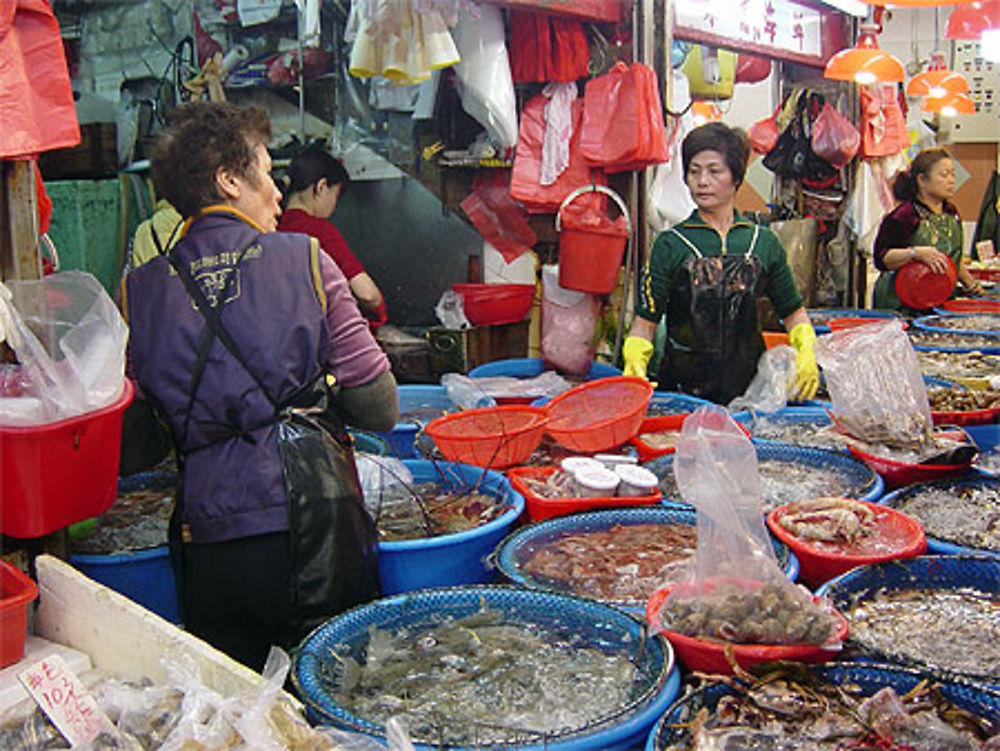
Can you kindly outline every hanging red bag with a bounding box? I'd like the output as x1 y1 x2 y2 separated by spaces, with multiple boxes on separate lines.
811 102 860 169
860 84 909 159
510 94 606 214
580 62 669 173
461 171 538 263
735 54 771 84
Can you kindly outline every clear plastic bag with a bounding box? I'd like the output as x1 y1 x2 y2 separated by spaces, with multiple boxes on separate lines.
540 264 600 374
434 289 471 330
356 455 414 511
441 372 498 409
443 371 570 403
727 345 797 414
0 271 127 425
814 320 932 446
661 405 842 647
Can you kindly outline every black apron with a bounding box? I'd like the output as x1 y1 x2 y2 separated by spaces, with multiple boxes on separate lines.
657 226 768 404
161 236 380 639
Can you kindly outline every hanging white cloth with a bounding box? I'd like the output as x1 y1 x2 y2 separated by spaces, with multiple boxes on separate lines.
540 82 577 185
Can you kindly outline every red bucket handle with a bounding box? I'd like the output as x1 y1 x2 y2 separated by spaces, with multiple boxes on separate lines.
555 184 632 236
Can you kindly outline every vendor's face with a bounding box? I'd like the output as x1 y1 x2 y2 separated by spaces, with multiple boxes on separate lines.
918 158 956 203
686 150 737 214
227 142 282 232
315 179 342 219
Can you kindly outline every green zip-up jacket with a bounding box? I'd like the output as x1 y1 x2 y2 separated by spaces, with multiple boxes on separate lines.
636 209 804 322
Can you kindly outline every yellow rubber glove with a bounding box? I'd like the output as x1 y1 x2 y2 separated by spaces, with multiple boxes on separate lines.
623 336 655 381
788 322 819 401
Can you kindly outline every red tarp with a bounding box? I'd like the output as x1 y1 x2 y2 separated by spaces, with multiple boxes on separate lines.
1 0 80 159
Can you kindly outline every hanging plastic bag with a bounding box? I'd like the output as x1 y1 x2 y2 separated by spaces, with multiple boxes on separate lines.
859 84 909 159
507 11 591 83
813 319 932 446
460 171 537 263
747 96 788 156
540 264 600 374
434 289 471 329
510 94 606 213
657 405 843 648
811 102 861 169
727 345 797 414
0 272 127 426
452 4 518 150
762 91 839 181
579 62 669 173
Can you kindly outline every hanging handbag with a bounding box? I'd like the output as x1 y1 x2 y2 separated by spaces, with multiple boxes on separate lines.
811 101 860 169
762 91 838 181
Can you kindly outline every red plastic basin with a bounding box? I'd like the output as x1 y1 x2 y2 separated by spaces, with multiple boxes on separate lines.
941 298 1000 313
0 562 38 667
508 465 662 521
452 283 536 326
846 442 972 489
766 500 927 589
828 317 909 332
1 380 134 538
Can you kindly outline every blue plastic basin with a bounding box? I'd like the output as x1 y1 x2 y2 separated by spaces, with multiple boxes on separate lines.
376 461 524 595
467 357 621 380
808 308 899 335
379 385 456 459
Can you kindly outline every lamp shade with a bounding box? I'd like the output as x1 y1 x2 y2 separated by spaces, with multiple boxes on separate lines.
824 23 904 84
906 52 970 96
691 101 723 125
946 1 1000 39
862 0 977 5
922 92 976 115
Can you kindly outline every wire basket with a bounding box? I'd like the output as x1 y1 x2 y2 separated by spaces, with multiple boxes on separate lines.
293 585 678 749
544 376 653 452
423 405 548 469
816 555 1000 687
494 505 799 613
648 662 1000 751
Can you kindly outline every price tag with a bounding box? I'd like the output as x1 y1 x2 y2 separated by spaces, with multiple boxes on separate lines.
18 654 112 746
976 240 996 262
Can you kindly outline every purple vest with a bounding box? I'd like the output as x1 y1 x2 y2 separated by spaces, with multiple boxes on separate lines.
126 211 330 543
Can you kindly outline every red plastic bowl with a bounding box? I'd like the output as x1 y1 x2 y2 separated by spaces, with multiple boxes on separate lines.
941 298 1000 313
931 404 1000 427
971 267 1000 283
828 317 909 332
846 444 973 489
1 381 134 538
452 283 536 326
0 562 38 668
545 376 653 452
508 466 662 521
896 257 957 310
645 581 849 675
629 415 750 462
424 405 547 469
766 500 927 589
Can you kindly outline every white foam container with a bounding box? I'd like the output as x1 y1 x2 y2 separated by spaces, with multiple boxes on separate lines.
560 456 603 475
573 466 621 496
614 464 659 497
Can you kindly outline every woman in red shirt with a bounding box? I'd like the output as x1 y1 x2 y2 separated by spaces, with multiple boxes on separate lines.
278 148 387 326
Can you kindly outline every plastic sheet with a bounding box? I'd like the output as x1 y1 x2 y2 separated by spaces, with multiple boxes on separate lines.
0 272 127 426
811 102 860 170
728 345 797 414
814 320 933 446
540 264 600 374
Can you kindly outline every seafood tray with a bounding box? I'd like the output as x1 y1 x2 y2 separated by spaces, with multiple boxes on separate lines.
646 444 883 511
916 349 1000 381
648 662 1000 751
494 506 799 611
929 386 1000 426
914 314 1000 336
646 391 710 417
731 407 841 451
293 585 680 749
818 555 1000 687
68 470 176 555
910 329 1000 352
508 465 662 521
879 476 1000 556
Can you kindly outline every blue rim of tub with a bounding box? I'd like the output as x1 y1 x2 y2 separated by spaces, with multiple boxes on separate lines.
348 430 390 456
644 660 1000 751
494 504 800 612
292 584 681 750
814 555 1000 687
646 442 884 504
914 313 1000 339
877 475 1000 559
965 424 1000 452
731 406 835 446
380 385 457 458
467 357 621 380
376 460 524 553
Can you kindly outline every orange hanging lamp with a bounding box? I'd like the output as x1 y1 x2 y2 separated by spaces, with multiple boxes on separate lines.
824 22 905 84
906 51 970 97
922 92 976 115
691 101 723 125
946 1 1000 39
861 0 977 5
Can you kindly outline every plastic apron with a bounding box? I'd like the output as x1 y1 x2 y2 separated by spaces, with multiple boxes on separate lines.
161 234 380 639
873 208 963 315
657 226 768 404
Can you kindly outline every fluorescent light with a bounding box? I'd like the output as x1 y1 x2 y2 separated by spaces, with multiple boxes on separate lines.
941 105 958 117
855 71 877 85
984 29 1000 63
815 0 868 17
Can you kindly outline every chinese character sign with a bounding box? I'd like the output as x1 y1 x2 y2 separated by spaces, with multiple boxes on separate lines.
675 0 823 58
19 655 112 746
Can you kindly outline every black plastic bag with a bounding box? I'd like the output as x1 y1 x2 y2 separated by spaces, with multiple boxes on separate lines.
762 91 838 181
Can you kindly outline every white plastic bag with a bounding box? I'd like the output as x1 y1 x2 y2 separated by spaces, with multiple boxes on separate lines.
727 345 797 414
452 4 518 150
0 271 127 426
441 372 497 409
541 82 576 185
434 288 471 329
814 320 932 446
540 264 599 374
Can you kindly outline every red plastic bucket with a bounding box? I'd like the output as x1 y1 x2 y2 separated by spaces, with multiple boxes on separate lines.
556 185 631 295
1 380 134 538
0 562 38 668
